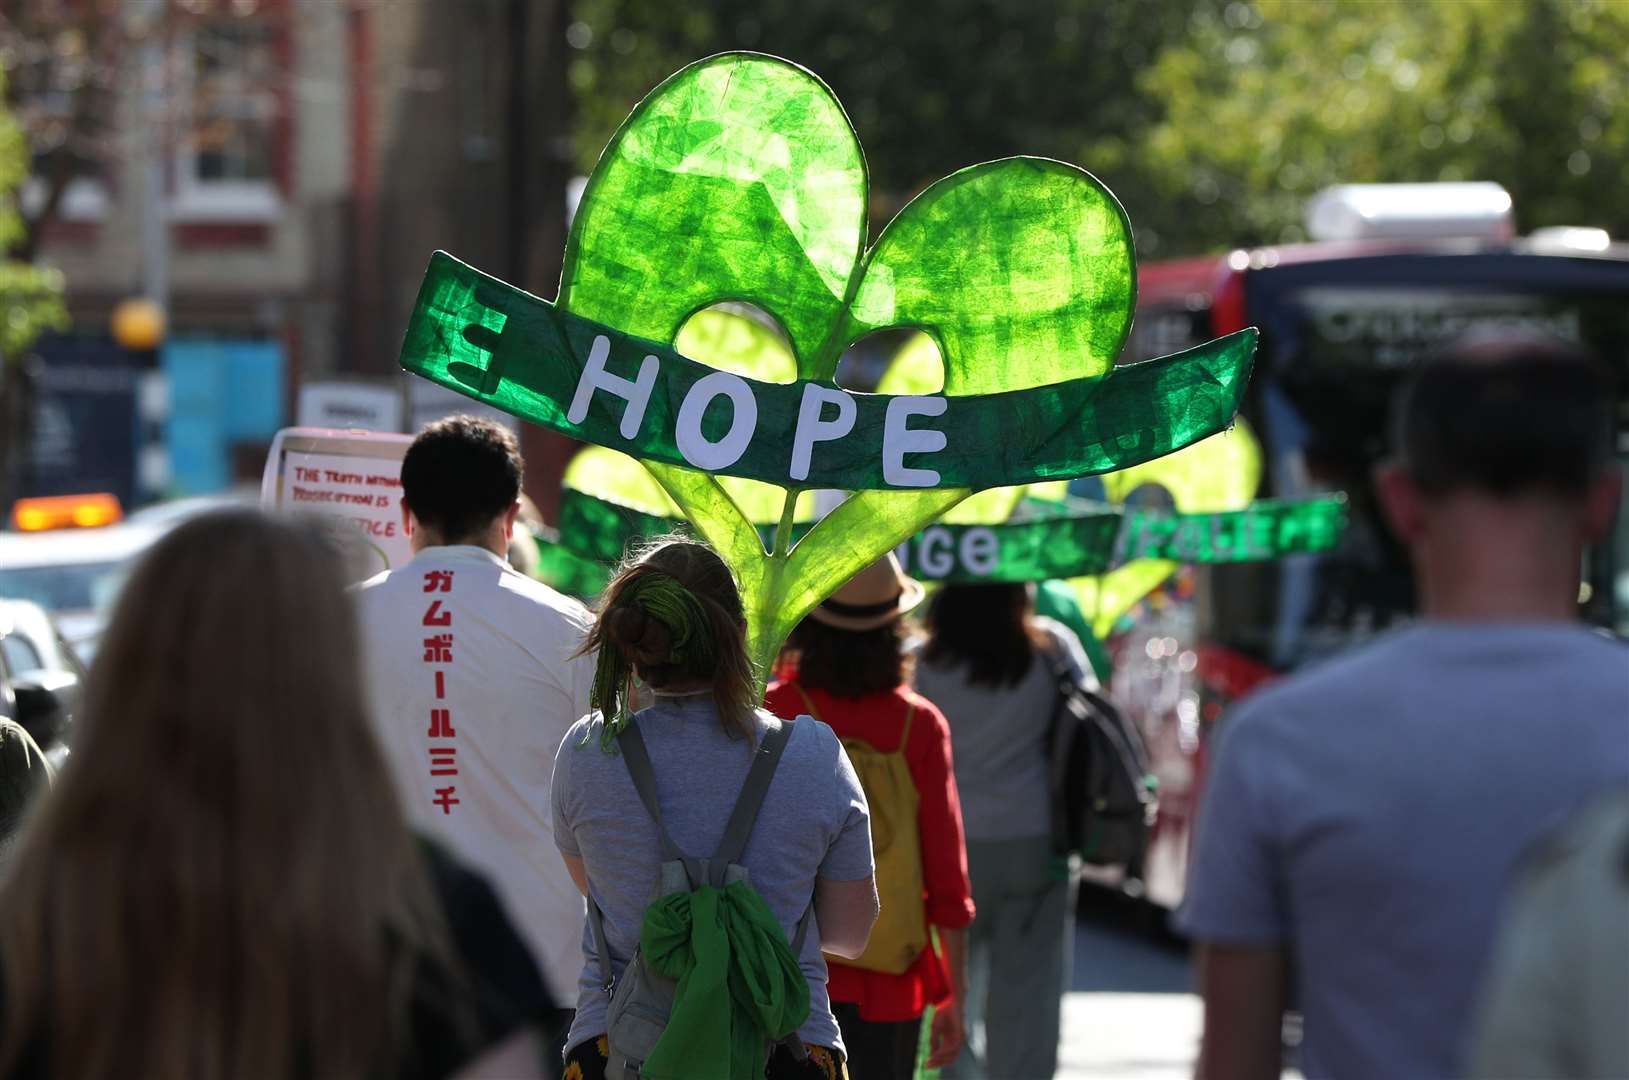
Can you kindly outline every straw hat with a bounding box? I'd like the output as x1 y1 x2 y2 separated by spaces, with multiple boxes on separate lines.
809 553 926 631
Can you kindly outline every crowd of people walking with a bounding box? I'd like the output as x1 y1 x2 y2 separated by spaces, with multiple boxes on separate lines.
0 334 1623 1080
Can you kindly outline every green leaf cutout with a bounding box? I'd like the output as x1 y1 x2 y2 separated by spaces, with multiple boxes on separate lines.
398 52 1259 687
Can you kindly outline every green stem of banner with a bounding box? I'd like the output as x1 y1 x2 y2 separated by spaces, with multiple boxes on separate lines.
744 489 802 695
773 489 798 560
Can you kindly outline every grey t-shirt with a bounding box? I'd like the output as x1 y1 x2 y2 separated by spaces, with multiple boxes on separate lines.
1179 623 1629 1080
552 696 873 1055
912 617 1089 841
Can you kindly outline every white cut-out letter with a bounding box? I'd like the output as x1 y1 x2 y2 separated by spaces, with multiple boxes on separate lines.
567 335 659 440
918 526 955 577
882 396 949 487
960 527 999 577
789 384 857 482
675 370 759 471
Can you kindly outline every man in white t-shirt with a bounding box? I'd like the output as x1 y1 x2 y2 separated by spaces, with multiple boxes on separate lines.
354 416 595 1007
1180 337 1628 1080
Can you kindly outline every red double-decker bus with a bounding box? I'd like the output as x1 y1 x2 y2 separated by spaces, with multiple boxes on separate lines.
1106 186 1629 909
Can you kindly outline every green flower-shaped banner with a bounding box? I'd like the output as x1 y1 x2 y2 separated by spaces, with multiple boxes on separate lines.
398 52 1257 684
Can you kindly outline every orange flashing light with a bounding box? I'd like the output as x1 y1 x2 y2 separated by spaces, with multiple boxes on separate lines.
10 493 123 532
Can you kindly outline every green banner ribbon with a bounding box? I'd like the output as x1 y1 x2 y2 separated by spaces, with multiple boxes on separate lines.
401 252 1256 493
1110 496 1347 567
546 487 1346 591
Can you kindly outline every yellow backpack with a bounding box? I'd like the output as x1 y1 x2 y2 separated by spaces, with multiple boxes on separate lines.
794 687 927 975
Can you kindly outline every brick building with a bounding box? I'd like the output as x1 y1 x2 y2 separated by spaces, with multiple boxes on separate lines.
22 0 576 515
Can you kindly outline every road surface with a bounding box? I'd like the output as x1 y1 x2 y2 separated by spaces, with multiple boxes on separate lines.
1058 890 1199 1080
1056 890 1303 1080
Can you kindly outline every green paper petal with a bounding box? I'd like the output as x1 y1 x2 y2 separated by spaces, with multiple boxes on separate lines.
559 53 865 374
836 158 1133 390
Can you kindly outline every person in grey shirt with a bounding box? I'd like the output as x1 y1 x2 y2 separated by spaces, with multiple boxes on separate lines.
914 583 1091 1080
551 538 878 1077
1181 336 1629 1080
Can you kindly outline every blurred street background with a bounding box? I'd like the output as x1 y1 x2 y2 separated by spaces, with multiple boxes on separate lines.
2 0 1625 520
1 3 1626 1073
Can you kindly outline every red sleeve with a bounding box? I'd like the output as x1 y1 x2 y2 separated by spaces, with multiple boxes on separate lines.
763 681 801 721
905 692 976 929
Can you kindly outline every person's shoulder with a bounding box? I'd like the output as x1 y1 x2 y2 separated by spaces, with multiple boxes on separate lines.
776 708 843 762
493 567 593 627
1232 629 1414 719
555 713 605 766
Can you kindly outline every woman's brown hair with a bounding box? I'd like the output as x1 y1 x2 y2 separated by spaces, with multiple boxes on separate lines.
786 617 912 699
0 510 459 1079
921 583 1048 688
577 535 757 742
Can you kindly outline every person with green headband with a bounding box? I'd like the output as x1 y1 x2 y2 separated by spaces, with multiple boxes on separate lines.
551 536 881 1080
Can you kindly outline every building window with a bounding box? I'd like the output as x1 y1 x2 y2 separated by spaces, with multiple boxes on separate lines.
173 19 282 221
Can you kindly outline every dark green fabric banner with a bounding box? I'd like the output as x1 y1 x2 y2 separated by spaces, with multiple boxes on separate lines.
400 252 1256 493
546 488 1347 592
1111 496 1348 567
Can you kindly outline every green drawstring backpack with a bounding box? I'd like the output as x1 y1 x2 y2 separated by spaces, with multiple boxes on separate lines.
586 715 814 1080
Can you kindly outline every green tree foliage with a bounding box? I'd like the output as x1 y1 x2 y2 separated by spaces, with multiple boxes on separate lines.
565 0 1192 248
0 64 68 507
0 65 66 361
1117 0 1629 251
567 0 1629 259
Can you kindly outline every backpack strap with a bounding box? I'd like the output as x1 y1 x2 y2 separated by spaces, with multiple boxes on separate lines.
586 894 616 997
897 700 915 753
709 716 796 881
616 719 687 865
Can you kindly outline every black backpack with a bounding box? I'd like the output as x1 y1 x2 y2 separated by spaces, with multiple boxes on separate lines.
1041 648 1158 874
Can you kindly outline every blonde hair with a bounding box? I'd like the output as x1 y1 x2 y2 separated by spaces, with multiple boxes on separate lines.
0 510 461 1078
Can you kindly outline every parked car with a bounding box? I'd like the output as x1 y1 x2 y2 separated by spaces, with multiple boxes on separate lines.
0 598 82 769
0 491 252 662
0 519 167 662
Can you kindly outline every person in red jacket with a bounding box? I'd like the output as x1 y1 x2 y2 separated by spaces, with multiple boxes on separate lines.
767 555 975 1080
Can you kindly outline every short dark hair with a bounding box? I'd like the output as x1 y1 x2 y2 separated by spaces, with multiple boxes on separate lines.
787 616 911 699
400 416 523 541
1393 336 1615 499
